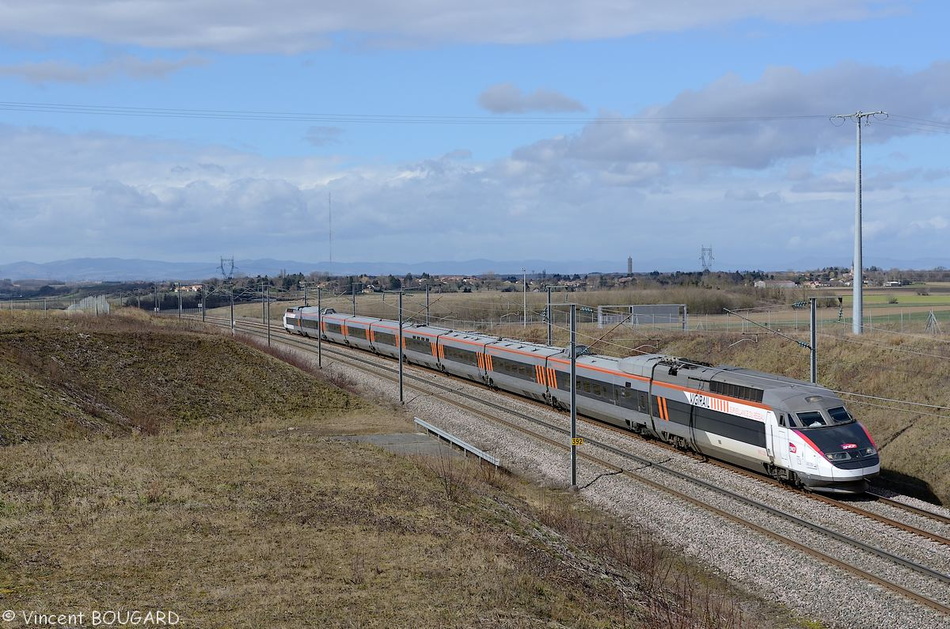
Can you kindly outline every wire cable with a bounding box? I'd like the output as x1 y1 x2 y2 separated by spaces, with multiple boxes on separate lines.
0 99 832 126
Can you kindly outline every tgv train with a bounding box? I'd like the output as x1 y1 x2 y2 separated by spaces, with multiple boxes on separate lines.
284 306 880 494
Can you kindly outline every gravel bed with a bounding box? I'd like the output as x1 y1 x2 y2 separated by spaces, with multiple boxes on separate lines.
859 494 950 535
306 345 950 629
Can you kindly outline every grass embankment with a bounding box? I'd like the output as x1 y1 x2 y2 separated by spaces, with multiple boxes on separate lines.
0 311 793 628
0 312 359 445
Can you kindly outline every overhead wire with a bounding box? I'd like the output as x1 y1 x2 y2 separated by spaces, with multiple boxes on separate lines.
835 390 949 414
879 114 950 135
311 297 948 421
0 99 832 126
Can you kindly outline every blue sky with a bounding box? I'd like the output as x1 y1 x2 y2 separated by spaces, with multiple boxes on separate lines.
1 0 948 274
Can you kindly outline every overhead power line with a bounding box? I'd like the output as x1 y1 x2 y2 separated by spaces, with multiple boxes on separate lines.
3 100 948 132
0 99 832 126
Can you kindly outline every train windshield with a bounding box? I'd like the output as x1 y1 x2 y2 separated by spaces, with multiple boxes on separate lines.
796 407 855 428
827 406 855 425
796 411 826 428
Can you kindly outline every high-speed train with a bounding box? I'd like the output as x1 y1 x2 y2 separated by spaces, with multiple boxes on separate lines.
284 306 880 494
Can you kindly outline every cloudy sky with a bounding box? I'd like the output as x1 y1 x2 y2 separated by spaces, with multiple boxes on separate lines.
1 0 948 273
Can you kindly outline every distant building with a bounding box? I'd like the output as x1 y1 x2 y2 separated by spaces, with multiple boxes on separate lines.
754 280 797 289
627 256 633 274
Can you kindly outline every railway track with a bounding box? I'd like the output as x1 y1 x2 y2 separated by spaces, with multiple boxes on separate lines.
191 314 950 622
704 457 950 548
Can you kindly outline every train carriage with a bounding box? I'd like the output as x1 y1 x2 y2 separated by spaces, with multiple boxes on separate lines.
283 306 322 337
333 315 382 352
400 323 453 370
544 353 650 430
319 311 352 346
283 308 879 494
366 319 401 359
436 330 498 383
485 339 560 403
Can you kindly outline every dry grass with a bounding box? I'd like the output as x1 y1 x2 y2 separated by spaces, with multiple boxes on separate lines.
0 310 362 444
0 426 783 628
0 310 800 628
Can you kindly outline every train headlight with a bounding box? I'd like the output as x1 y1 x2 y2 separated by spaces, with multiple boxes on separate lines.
826 452 851 462
860 446 877 457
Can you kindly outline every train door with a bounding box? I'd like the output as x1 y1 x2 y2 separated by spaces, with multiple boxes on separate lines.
769 412 793 470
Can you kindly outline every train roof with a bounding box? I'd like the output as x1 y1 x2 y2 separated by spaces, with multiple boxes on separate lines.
619 353 831 398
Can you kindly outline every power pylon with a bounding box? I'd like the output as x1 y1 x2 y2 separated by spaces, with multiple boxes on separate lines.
700 246 714 272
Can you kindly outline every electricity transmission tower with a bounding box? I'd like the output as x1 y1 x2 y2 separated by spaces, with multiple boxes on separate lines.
700 246 714 272
831 110 887 335
220 257 235 331
927 311 942 335
219 257 234 281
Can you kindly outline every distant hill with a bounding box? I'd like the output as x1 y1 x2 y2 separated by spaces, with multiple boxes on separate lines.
1 255 946 282
0 257 627 282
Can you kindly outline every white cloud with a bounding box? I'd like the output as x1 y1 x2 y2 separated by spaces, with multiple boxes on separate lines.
1 53 948 269
512 62 950 176
479 83 586 114
0 54 208 84
0 1 909 53
304 126 343 147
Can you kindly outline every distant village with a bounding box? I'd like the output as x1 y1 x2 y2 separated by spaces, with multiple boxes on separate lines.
3 265 948 305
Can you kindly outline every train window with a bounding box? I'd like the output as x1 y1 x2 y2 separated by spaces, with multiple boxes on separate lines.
374 332 396 346
778 415 786 427
709 380 764 403
492 357 534 381
796 411 826 428
828 407 854 425
443 346 477 365
405 337 432 354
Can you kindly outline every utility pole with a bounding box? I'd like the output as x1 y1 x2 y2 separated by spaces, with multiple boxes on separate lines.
810 298 817 384
832 110 886 335
425 283 430 326
569 304 578 489
317 287 323 368
220 257 235 333
547 287 553 346
398 291 404 404
522 268 527 327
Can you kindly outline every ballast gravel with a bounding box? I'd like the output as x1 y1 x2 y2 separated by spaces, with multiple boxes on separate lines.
307 347 950 629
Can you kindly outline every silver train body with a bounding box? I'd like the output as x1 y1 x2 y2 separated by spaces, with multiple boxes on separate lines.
284 306 880 494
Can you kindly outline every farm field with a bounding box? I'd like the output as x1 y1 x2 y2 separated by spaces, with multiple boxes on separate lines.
250 284 950 336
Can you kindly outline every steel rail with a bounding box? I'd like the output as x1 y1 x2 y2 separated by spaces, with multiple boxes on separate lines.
190 314 950 617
